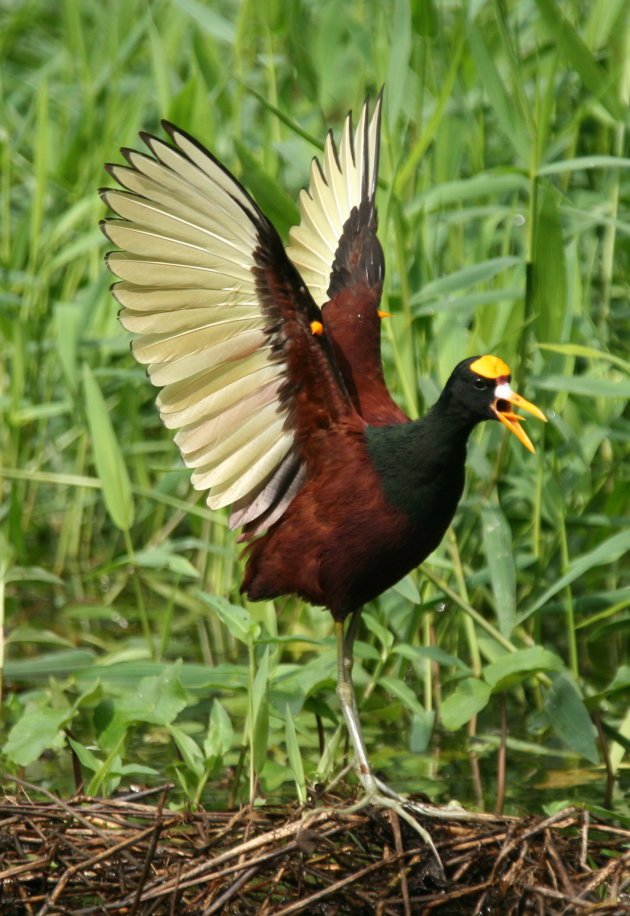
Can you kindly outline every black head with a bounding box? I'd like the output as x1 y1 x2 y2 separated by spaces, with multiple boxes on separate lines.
442 355 546 453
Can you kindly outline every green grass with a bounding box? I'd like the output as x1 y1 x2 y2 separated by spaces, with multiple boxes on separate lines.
1 0 629 816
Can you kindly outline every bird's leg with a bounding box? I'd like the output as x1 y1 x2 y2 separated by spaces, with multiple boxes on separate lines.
303 611 500 872
335 614 378 794
335 612 427 800
333 612 446 869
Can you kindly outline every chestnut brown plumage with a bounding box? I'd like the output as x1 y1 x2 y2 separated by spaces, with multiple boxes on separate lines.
101 93 546 818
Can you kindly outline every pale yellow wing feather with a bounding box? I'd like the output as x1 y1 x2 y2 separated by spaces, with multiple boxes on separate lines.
180 408 286 472
285 93 383 307
110 285 253 312
200 434 294 507
157 357 278 425
122 307 263 335
173 380 282 452
101 125 302 528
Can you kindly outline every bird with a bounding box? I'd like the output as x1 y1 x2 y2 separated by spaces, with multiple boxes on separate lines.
100 90 546 825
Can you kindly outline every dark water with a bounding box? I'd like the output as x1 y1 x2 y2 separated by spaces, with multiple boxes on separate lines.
22 713 623 818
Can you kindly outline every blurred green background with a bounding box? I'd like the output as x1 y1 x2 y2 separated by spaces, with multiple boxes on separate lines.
1 0 628 815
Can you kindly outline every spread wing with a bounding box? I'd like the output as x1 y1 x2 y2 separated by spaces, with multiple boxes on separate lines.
286 91 407 424
101 123 351 538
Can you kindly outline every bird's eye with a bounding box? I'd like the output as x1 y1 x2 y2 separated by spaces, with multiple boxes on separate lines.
473 378 487 390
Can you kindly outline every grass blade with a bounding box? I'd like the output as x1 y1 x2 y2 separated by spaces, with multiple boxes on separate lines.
543 673 599 764
531 182 567 345
533 0 625 122
82 364 134 531
521 530 630 621
285 704 307 804
481 503 516 638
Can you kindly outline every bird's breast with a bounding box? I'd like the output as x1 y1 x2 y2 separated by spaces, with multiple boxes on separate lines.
241 425 464 619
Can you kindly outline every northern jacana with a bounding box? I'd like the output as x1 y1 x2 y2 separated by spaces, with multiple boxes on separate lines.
101 92 545 829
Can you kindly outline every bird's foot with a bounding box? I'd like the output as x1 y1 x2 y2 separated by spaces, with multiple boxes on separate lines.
372 774 467 819
299 786 446 877
339 783 446 875
303 770 448 875
370 773 502 825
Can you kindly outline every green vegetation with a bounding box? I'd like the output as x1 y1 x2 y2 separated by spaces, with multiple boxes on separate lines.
1 0 628 817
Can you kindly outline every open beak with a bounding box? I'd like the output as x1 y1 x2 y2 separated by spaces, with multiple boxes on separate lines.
492 382 547 453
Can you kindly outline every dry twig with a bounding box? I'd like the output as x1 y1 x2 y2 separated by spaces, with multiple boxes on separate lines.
0 786 628 915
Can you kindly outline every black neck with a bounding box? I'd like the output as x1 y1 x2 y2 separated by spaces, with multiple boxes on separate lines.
364 403 480 526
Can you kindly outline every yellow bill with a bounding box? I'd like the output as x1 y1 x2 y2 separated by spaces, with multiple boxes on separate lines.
492 382 547 453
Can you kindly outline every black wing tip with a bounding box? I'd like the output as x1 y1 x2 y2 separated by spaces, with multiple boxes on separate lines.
353 93 381 204
325 126 343 175
98 185 126 206
103 161 120 179
359 86 384 118
100 216 126 232
138 129 165 151
373 87 384 126
121 145 156 167
369 88 384 200
161 119 185 145
160 119 212 158
99 219 120 246
364 85 385 111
